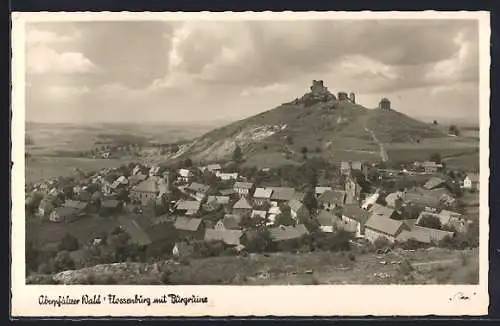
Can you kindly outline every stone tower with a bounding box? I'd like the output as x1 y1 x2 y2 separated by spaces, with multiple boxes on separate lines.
349 92 356 104
337 92 349 101
379 98 391 110
344 175 361 205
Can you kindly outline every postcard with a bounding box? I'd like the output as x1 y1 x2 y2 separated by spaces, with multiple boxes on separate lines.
11 11 490 317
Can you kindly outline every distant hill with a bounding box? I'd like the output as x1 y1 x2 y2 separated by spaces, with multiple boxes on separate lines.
172 80 446 167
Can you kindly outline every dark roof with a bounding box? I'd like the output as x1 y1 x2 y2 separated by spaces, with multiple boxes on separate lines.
316 210 340 226
342 204 372 224
117 216 153 246
288 199 305 213
269 225 309 242
176 200 201 211
174 217 203 231
188 182 210 193
397 229 431 244
64 200 87 210
220 216 241 230
365 215 405 237
369 203 395 219
267 187 296 201
207 196 230 205
318 190 346 205
133 179 158 193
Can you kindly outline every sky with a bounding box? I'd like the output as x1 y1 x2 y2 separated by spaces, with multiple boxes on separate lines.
25 19 480 125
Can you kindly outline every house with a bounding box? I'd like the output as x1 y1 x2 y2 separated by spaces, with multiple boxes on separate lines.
315 186 332 197
364 215 410 243
269 224 309 243
423 177 446 190
215 214 242 230
233 182 255 197
216 172 239 181
267 206 281 224
416 209 466 232
174 217 205 240
344 176 361 205
232 197 253 216
422 161 442 173
128 174 147 186
463 173 479 191
149 166 161 177
99 199 122 216
412 225 454 242
288 199 310 220
266 187 297 203
396 228 432 244
251 210 267 220
204 229 243 246
132 165 142 176
178 169 193 183
186 182 210 201
253 187 273 206
78 189 91 202
340 161 366 175
369 203 397 220
118 215 176 247
341 204 373 237
49 207 77 223
361 192 379 210
130 179 159 206
207 196 230 206
316 209 341 233
318 190 346 211
385 191 404 208
175 200 201 216
203 164 222 174
172 242 195 258
218 188 236 197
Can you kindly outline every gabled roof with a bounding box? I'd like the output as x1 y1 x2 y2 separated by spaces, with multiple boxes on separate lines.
218 188 235 196
268 206 281 215
423 177 446 190
318 190 346 205
385 191 403 207
413 225 454 242
187 182 210 193
207 196 230 205
369 203 395 219
204 229 243 246
206 164 222 171
233 181 254 189
267 187 296 201
317 210 340 226
178 169 192 177
397 228 432 244
253 187 273 199
133 179 158 193
288 199 305 213
269 224 309 241
315 186 332 195
118 216 153 246
128 174 147 185
342 204 372 224
219 215 241 230
365 215 405 237
233 197 252 210
340 161 351 170
351 161 363 170
176 200 201 211
174 217 203 231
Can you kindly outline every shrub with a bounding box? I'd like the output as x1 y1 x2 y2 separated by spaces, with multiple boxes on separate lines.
103 275 117 284
417 214 442 230
373 236 391 250
348 253 356 261
58 233 79 251
399 259 414 275
161 270 172 285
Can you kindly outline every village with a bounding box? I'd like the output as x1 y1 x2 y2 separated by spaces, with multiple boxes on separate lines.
24 149 480 283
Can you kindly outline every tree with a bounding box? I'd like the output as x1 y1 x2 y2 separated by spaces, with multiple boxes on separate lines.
449 125 460 136
54 251 75 271
183 158 193 168
432 120 438 125
58 233 79 251
275 206 294 226
62 186 74 200
241 230 272 253
303 190 318 215
300 146 308 154
232 145 244 163
429 153 442 163
417 214 442 230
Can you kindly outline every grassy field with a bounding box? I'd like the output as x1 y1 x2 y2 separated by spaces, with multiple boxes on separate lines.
442 153 480 172
163 248 478 285
25 156 131 184
26 214 120 249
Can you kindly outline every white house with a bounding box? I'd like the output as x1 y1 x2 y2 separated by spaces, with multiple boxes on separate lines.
233 182 255 197
216 172 239 181
178 169 193 183
463 173 479 191
341 204 372 237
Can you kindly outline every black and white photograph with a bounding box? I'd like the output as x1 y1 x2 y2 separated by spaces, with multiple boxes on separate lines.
11 11 490 317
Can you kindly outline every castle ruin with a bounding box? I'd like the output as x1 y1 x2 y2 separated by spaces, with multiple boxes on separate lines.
379 98 391 110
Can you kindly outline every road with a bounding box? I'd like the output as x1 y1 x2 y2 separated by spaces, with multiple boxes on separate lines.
364 127 389 162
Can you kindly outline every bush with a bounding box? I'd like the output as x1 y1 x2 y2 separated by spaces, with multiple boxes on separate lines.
417 214 442 230
103 275 117 284
58 233 79 251
373 236 391 250
399 259 414 275
161 270 172 285
348 253 356 261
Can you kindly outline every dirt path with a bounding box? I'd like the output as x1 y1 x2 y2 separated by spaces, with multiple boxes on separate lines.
364 127 389 162
412 259 457 267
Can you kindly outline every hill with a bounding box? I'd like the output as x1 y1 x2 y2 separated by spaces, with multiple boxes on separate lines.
173 80 448 167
